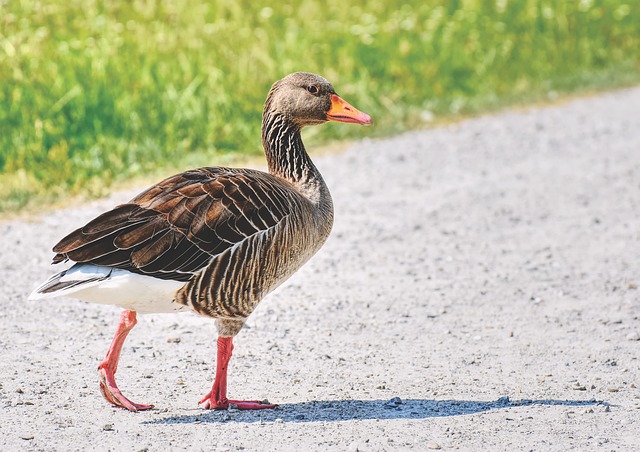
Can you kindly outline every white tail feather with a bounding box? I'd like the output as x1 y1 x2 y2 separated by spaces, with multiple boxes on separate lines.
29 264 189 313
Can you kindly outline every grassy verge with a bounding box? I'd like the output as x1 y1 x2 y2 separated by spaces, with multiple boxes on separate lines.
1 0 639 213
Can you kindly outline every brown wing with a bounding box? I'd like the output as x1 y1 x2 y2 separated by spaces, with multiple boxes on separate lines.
52 167 296 281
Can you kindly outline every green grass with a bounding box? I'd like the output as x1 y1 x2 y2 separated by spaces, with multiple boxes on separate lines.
1 0 639 212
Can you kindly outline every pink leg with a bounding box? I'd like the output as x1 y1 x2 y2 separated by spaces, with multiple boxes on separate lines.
199 336 277 410
98 310 153 412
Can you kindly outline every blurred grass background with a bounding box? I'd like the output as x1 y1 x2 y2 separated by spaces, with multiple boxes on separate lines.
1 0 639 212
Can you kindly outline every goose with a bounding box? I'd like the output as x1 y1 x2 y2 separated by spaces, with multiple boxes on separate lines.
30 72 372 412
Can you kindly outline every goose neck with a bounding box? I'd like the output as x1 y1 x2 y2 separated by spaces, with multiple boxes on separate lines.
261 112 319 185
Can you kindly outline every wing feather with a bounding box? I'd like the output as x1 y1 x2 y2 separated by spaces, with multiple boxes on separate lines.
131 230 175 267
51 167 301 281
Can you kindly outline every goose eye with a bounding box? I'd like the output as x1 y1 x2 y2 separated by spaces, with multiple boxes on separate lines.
306 85 318 94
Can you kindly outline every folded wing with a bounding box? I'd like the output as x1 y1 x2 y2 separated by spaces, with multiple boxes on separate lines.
52 167 296 282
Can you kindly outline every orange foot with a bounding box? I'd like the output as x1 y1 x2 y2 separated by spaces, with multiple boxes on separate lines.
99 366 154 412
198 391 277 410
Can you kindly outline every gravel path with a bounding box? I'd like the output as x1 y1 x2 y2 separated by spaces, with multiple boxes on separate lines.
2 87 640 451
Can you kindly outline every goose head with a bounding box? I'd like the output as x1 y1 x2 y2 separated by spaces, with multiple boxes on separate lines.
265 72 373 127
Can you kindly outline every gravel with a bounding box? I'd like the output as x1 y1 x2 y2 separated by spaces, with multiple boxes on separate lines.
1 87 640 450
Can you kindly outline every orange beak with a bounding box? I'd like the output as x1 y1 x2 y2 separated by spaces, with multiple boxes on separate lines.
326 94 373 126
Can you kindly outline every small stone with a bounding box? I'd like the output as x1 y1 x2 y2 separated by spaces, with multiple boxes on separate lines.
385 397 403 408
604 405 611 412
583 408 594 414
274 418 284 423
574 385 587 391
496 396 510 405
167 337 181 343
427 441 441 450
103 424 114 431
20 435 34 440
626 332 640 341
16 388 23 394
608 388 619 393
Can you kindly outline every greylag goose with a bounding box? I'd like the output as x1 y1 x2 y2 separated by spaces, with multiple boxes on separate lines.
30 72 372 412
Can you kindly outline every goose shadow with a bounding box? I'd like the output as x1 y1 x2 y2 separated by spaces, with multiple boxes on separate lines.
144 396 604 424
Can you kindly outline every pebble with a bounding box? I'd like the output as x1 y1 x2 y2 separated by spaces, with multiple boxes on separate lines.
385 397 403 408
427 441 441 450
103 424 114 431
20 435 34 440
607 388 619 393
626 332 640 341
275 418 284 423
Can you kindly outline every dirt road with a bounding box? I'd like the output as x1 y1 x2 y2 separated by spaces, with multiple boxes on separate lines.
1 87 639 451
